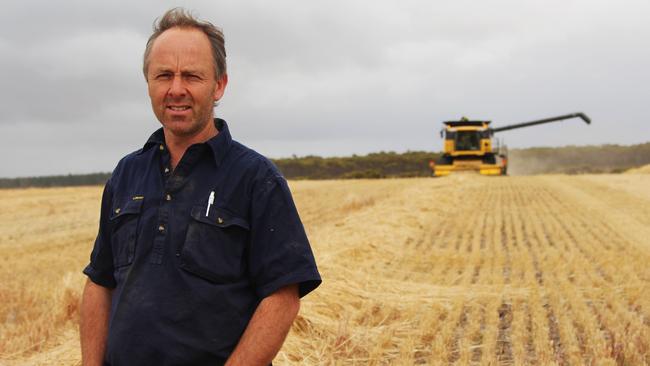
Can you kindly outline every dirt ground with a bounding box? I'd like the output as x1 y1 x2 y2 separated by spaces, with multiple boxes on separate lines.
0 174 648 365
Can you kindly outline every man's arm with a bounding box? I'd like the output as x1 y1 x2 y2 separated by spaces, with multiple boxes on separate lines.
80 278 113 366
226 284 300 366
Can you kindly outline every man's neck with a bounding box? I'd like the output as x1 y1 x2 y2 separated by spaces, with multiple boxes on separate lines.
164 119 219 170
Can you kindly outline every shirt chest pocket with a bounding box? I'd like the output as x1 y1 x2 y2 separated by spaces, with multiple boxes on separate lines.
109 198 144 268
180 205 250 283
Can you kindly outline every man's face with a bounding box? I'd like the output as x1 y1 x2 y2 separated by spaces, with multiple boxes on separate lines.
146 27 227 138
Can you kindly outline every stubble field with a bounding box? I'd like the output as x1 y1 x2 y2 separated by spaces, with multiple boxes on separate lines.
0 174 648 365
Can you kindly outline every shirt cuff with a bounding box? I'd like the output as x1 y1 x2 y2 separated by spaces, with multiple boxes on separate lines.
83 263 117 289
255 270 322 299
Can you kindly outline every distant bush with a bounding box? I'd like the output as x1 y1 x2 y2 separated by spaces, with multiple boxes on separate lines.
341 169 385 179
274 151 440 180
0 173 111 189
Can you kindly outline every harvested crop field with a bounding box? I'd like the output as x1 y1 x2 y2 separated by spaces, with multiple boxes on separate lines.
0 175 649 365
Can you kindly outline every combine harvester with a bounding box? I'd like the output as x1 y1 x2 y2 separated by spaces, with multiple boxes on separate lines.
429 113 591 176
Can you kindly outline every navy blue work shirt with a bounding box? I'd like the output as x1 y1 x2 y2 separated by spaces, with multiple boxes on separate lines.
83 119 321 366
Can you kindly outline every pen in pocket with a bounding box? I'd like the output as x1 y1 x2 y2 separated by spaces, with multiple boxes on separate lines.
206 191 215 217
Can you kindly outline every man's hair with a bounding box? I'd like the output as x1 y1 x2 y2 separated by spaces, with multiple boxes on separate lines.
143 8 226 80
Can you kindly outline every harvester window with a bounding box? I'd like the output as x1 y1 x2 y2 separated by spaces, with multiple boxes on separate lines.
455 131 480 151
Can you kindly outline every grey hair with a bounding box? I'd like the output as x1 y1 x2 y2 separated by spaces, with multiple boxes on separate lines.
143 7 226 80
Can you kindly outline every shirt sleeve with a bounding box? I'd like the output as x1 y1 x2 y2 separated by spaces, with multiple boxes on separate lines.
83 179 117 288
247 173 321 299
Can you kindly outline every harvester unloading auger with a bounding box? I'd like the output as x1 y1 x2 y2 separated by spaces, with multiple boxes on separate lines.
429 113 591 176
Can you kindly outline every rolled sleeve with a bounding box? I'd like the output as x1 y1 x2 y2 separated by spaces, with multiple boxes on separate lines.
248 173 321 299
83 179 117 289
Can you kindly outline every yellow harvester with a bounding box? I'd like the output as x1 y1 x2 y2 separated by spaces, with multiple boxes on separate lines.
430 113 591 176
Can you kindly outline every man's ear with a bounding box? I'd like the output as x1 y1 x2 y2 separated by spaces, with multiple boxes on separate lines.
213 73 228 102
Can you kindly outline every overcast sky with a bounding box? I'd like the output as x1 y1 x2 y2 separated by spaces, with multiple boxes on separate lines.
1 0 648 177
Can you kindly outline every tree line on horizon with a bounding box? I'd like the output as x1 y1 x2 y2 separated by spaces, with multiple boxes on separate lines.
1 142 649 189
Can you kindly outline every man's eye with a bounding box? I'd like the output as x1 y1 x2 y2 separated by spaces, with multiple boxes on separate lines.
156 73 172 80
186 74 201 81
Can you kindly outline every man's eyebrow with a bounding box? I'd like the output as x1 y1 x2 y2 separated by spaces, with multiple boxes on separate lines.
181 69 206 76
149 67 206 77
151 66 174 74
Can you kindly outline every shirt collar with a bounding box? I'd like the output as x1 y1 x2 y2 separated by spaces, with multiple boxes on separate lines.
207 118 232 166
140 118 233 166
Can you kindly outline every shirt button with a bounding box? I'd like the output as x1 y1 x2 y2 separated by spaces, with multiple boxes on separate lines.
158 224 165 232
165 194 172 201
164 167 170 174
114 208 121 214
175 252 180 257
159 144 165 151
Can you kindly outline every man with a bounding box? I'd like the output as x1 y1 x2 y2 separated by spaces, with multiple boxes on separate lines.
80 8 321 366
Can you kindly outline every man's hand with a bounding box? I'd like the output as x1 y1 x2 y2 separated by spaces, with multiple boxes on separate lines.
226 284 300 366
80 278 113 366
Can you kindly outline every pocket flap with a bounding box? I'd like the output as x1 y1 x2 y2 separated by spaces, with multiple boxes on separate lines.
110 198 144 220
190 205 250 230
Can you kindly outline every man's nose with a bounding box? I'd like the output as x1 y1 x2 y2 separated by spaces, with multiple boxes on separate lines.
168 75 186 97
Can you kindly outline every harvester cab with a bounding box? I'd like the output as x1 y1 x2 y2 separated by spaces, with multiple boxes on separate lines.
429 113 591 177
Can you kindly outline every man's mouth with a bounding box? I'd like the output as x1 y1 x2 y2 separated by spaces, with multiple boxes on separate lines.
167 105 191 111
